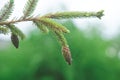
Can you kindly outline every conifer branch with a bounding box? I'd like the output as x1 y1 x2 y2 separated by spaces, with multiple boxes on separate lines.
0 0 14 21
8 24 25 40
33 21 49 33
42 10 104 19
54 31 67 47
23 0 38 19
37 18 70 33
0 0 104 65
54 30 72 65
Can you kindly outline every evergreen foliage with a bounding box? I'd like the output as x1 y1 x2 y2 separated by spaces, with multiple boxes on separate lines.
0 26 9 34
0 0 104 65
0 0 14 21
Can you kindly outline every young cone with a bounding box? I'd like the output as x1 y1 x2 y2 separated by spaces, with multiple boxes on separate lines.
11 33 19 48
62 45 72 65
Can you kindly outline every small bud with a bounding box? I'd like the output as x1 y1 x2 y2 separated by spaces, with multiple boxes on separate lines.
96 10 104 19
11 33 19 48
62 45 72 65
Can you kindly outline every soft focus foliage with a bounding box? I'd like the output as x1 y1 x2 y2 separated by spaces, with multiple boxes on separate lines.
0 21 120 80
0 0 103 64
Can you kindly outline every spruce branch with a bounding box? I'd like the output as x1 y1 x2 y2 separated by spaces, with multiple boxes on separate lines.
33 21 49 33
42 10 104 19
54 30 68 47
23 0 38 19
54 30 72 65
0 0 104 65
37 18 70 33
0 0 14 21
8 24 25 40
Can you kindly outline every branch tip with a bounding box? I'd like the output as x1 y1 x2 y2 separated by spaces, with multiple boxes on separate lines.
96 10 104 19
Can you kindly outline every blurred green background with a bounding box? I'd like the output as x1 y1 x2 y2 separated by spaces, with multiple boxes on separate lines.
0 21 120 80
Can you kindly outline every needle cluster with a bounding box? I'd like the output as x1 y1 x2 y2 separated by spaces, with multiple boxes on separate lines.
0 0 104 65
